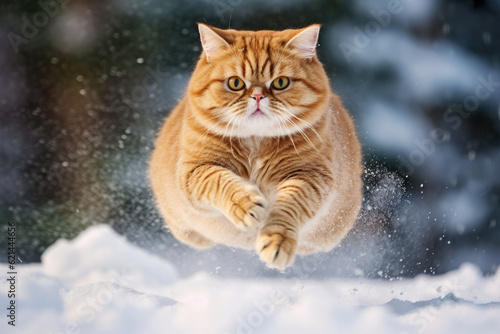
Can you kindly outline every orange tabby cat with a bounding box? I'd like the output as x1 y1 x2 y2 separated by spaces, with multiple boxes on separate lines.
150 24 362 269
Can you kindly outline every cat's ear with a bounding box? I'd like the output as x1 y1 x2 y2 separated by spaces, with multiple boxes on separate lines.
198 23 230 61
286 25 320 59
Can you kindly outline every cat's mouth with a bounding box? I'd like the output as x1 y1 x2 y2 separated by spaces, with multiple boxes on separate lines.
251 108 265 117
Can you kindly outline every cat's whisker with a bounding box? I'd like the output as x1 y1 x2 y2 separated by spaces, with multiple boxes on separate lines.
277 109 318 150
273 114 281 149
277 107 323 143
270 112 283 145
222 113 239 157
269 101 322 140
229 115 239 158
282 117 309 153
222 113 236 139
272 112 299 156
275 106 319 149
274 108 318 152
202 113 233 140
273 114 288 153
238 115 248 147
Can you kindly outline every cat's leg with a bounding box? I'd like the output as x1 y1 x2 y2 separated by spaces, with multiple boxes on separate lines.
299 191 361 253
168 224 216 249
182 163 268 229
257 167 332 269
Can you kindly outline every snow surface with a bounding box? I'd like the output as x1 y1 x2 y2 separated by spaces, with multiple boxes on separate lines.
1 225 499 334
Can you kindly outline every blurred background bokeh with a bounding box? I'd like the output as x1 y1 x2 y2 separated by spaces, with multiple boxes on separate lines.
1 0 499 279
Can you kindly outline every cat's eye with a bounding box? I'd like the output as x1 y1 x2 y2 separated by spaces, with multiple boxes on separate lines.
227 76 245 91
271 76 290 90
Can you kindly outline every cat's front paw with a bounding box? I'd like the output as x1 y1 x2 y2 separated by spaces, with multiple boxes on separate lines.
227 184 268 229
256 226 297 269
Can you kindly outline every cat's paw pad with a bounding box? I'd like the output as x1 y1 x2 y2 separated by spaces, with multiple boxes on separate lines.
256 230 297 269
229 185 268 229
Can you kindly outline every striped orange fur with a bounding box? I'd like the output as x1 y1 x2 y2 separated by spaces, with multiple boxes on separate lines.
149 24 363 269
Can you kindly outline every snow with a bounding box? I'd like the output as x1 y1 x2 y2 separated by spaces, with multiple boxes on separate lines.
1 225 499 334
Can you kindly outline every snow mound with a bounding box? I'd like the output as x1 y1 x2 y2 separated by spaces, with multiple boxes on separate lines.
41 224 178 291
1 224 499 334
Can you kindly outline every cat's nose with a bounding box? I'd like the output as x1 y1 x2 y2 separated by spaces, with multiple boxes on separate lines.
251 93 266 104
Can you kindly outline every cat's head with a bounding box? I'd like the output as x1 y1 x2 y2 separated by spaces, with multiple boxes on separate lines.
188 24 330 138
